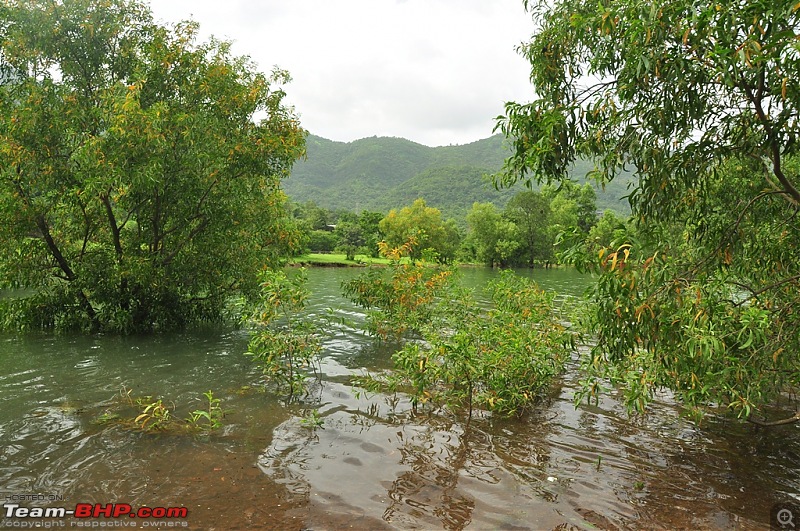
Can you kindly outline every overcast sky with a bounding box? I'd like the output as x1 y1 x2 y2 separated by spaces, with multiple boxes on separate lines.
146 1 536 147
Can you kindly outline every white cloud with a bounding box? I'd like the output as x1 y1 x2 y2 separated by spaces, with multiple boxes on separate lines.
146 0 534 146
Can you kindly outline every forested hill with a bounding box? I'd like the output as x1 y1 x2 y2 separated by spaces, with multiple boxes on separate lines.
284 133 632 221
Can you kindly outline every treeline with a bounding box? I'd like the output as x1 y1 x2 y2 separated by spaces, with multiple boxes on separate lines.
286 134 635 219
291 180 631 266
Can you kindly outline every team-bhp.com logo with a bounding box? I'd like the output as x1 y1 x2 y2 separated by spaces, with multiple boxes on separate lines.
3 503 188 527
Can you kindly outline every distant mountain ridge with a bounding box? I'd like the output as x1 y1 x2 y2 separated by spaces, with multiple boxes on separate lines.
284 133 631 223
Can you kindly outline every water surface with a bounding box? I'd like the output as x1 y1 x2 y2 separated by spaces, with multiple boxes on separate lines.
0 267 796 530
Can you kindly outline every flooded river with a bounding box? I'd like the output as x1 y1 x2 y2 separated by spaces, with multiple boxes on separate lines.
0 267 797 530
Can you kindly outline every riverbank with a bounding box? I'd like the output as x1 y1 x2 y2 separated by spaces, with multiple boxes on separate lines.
289 253 394 267
290 253 570 269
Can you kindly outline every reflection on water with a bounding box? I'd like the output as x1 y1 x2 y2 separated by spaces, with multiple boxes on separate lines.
0 267 797 530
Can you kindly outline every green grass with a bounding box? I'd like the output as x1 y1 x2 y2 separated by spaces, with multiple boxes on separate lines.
291 253 394 266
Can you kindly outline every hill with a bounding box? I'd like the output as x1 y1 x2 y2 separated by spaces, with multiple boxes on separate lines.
284 133 632 222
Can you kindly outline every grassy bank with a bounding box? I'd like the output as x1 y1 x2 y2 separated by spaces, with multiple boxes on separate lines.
290 253 394 267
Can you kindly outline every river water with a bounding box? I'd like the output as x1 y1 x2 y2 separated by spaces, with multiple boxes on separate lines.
0 267 797 530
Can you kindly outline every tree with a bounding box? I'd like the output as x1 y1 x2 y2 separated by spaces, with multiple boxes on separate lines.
0 0 306 333
493 220 522 267
547 194 579 238
306 230 337 253
503 191 553 266
379 199 459 262
333 221 364 261
465 201 525 267
332 209 358 225
466 202 504 266
296 201 332 231
576 184 598 234
542 181 598 235
358 210 384 258
585 210 630 254
497 0 800 423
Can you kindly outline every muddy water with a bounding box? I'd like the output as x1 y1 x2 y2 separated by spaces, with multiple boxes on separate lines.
0 267 798 530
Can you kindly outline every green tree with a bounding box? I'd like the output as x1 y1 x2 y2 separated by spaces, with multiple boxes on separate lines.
466 202 503 266
493 220 522 267
576 184 598 234
0 0 306 333
541 181 598 235
497 0 800 423
296 201 333 231
379 198 459 262
465 202 522 267
332 209 358 225
438 218 462 264
333 221 364 261
503 191 553 266
547 194 579 235
306 230 337 253
358 210 384 258
586 210 630 254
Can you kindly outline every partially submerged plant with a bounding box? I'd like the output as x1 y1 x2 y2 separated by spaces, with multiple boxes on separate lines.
187 390 224 430
299 408 324 430
345 242 575 418
92 411 121 425
104 386 226 435
134 398 172 431
246 268 322 401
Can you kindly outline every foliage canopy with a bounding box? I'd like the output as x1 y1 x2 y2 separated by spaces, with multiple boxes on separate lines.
0 0 305 332
379 199 460 262
464 182 598 267
498 0 800 421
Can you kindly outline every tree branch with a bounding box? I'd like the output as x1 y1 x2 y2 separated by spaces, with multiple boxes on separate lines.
160 216 209 268
679 190 785 281
740 73 800 205
100 190 123 263
748 411 800 427
730 274 800 306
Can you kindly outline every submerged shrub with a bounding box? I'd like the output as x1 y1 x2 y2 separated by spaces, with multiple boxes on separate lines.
345 242 575 417
246 268 322 401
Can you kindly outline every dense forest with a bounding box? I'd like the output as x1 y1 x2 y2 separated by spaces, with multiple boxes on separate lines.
284 133 633 224
284 133 635 268
291 182 630 267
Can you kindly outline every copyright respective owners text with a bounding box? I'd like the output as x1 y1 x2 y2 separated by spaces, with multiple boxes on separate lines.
773 502 800 530
1 495 189 529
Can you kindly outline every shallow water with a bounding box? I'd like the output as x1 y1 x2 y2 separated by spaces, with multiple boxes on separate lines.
0 267 797 530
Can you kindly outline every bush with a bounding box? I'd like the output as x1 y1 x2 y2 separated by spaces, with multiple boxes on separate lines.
344 242 575 417
307 230 338 253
